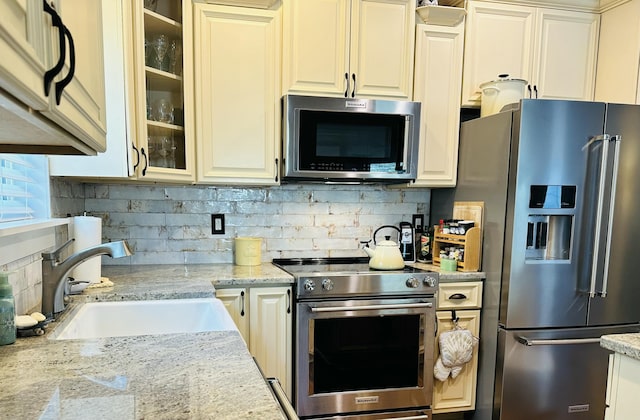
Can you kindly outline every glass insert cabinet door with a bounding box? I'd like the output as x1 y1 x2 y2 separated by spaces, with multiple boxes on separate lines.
134 0 194 181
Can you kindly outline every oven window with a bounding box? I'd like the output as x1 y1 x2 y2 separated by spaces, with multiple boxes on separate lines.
311 314 422 393
298 110 406 172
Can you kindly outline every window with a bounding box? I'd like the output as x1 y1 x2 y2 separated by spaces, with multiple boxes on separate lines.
0 154 50 223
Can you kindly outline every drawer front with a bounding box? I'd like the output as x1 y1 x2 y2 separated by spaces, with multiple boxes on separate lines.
438 282 483 309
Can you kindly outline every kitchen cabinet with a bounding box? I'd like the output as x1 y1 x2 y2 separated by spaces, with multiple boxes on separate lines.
0 0 106 155
50 0 134 178
282 0 415 100
594 0 640 105
461 1 599 107
50 0 196 181
411 22 464 187
433 281 483 413
216 286 293 400
604 352 640 419
133 0 195 182
193 3 281 185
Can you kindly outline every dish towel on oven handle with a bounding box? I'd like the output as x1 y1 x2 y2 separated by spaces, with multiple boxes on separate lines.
433 323 479 382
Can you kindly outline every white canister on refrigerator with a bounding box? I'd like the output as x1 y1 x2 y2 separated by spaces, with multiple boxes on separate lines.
479 74 528 117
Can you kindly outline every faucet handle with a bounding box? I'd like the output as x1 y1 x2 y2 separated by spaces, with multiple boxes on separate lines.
42 238 75 261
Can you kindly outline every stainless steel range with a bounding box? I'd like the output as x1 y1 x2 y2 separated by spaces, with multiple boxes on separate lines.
273 257 439 420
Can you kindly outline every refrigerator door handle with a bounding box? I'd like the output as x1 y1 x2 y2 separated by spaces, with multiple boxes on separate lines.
600 135 622 298
586 134 611 298
516 336 602 346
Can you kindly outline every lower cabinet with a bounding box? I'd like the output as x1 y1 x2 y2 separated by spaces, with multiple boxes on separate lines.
605 352 640 420
433 281 483 413
216 286 293 400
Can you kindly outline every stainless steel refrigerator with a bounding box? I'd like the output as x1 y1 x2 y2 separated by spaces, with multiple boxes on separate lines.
436 99 640 420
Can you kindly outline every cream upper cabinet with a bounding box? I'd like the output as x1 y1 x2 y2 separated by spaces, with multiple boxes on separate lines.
50 0 194 181
43 0 107 153
594 0 640 104
411 22 464 187
49 0 135 178
216 286 293 400
282 0 415 100
132 0 196 182
462 1 599 107
194 3 281 185
0 0 48 111
0 0 106 154
532 8 599 101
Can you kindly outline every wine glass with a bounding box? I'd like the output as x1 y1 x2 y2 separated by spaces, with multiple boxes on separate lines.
152 34 169 71
153 98 174 124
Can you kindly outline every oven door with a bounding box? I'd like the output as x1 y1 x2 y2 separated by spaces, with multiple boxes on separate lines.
295 297 435 418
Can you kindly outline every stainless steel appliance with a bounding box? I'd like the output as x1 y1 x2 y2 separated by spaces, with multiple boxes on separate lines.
273 257 438 419
281 95 421 183
433 99 640 420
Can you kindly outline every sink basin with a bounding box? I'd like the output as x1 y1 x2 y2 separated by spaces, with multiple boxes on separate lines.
51 298 237 340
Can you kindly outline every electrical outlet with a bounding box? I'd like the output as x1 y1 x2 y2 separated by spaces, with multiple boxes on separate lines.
211 214 225 234
412 214 424 233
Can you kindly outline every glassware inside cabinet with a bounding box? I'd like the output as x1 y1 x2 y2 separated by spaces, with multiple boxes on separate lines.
142 0 185 172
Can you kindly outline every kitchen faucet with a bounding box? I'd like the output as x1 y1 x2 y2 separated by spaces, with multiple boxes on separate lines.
41 239 133 318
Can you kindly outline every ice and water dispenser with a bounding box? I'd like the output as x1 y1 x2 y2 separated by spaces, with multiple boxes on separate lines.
525 185 576 261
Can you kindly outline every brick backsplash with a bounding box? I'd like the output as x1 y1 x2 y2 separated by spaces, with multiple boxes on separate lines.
51 179 431 265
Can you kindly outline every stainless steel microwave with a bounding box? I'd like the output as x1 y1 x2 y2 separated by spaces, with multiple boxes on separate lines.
281 95 421 183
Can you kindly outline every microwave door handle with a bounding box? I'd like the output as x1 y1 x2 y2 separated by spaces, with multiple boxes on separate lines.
403 116 410 172
586 134 611 298
600 135 622 298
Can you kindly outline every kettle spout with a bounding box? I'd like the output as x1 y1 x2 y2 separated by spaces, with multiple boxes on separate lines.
362 245 375 258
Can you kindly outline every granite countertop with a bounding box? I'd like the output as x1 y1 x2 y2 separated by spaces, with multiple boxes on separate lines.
0 264 288 420
0 262 483 419
601 333 640 361
411 262 485 282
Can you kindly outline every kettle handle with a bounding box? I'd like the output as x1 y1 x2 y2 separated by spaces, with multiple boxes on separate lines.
373 225 402 245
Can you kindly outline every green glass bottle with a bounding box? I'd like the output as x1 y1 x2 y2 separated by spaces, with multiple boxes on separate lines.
0 272 16 345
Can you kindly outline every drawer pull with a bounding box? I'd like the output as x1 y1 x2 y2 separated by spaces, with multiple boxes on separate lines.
448 293 467 300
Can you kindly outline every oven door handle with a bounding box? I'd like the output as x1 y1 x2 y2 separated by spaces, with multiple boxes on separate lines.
311 302 433 313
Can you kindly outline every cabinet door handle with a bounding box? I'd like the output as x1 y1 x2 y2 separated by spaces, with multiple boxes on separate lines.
274 158 279 182
240 290 245 316
344 72 349 97
533 85 538 98
132 144 140 171
286 289 291 314
527 84 532 98
448 293 467 300
351 73 356 98
54 24 76 105
43 0 65 97
141 147 148 176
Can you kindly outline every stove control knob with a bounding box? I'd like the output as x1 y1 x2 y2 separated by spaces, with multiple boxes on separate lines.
321 278 334 291
406 277 420 288
303 279 316 292
423 276 437 288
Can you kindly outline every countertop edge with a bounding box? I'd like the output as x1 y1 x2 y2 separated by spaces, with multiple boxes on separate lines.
601 333 640 361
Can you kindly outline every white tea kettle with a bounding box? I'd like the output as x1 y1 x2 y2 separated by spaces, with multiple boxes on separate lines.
479 74 528 117
363 225 405 270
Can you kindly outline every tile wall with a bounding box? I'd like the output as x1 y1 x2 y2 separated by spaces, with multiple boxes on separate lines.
77 181 431 265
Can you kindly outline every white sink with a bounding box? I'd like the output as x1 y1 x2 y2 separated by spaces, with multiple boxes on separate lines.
51 298 237 340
